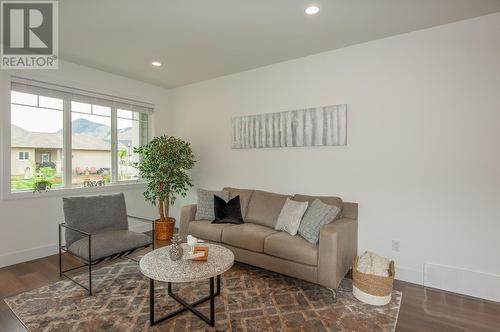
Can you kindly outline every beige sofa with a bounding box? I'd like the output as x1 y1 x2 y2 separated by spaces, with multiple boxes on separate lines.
179 187 358 291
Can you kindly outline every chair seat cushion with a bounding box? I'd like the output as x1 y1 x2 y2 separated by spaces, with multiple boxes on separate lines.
264 232 318 266
188 220 237 242
68 230 151 262
221 223 277 253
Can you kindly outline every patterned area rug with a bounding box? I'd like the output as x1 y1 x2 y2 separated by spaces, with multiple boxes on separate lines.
5 259 401 331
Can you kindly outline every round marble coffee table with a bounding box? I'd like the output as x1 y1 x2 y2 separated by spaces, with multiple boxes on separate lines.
140 243 234 327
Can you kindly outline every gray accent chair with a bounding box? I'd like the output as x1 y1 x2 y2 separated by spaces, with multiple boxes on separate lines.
59 193 154 295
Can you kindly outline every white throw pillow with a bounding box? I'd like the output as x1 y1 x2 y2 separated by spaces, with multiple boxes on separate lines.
275 198 309 236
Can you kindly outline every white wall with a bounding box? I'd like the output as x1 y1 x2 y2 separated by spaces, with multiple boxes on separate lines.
168 13 500 291
0 61 171 267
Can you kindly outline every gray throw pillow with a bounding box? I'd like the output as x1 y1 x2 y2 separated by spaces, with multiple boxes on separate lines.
195 189 230 220
298 199 340 244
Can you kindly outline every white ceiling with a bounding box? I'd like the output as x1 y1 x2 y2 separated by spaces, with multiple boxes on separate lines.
60 0 500 88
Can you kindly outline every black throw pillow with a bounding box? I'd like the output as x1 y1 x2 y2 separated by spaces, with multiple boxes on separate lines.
212 195 244 224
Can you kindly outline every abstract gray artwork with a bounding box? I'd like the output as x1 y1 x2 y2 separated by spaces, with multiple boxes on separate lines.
232 104 347 149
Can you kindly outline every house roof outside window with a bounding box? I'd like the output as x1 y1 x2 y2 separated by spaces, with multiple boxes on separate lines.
11 125 129 151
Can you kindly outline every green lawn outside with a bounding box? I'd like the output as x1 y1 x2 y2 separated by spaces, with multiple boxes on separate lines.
11 174 115 192
11 175 64 192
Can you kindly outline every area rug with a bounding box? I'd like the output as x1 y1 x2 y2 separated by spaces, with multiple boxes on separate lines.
4 259 402 332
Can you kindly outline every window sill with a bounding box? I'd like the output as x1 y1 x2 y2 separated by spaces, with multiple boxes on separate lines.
2 182 146 201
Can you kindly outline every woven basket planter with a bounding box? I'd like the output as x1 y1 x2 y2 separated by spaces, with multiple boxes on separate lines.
155 217 175 241
352 256 395 305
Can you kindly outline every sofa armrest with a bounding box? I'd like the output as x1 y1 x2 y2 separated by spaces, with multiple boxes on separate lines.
179 204 197 241
318 218 358 290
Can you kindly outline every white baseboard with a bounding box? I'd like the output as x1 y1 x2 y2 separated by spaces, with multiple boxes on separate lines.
0 243 58 268
394 264 500 303
424 263 500 303
395 266 423 285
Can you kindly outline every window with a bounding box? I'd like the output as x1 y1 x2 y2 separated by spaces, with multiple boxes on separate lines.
71 101 112 188
8 79 153 194
117 109 148 181
41 153 50 163
18 152 30 160
11 90 64 191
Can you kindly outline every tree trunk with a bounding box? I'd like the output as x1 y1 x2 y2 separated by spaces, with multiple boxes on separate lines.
158 199 166 222
164 194 170 218
158 181 166 222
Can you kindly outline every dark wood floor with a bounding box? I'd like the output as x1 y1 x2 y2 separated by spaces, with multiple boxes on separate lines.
1 241 499 332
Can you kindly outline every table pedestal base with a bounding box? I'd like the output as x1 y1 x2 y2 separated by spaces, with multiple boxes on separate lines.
149 275 221 327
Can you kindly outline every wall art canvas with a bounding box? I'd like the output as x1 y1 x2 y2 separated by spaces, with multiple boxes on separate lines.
231 104 347 149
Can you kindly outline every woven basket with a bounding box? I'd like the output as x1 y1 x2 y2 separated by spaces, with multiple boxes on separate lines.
155 218 175 241
352 256 395 297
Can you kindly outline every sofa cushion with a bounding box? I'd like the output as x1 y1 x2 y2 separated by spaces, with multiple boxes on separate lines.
67 230 151 262
264 232 318 266
63 193 128 247
293 194 343 214
222 223 277 253
188 220 236 242
195 189 230 220
223 187 254 218
245 190 291 228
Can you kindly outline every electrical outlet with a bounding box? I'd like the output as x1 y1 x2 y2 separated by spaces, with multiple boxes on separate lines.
392 240 400 252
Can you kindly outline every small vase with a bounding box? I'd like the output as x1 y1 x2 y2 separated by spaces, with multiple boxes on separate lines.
169 235 183 261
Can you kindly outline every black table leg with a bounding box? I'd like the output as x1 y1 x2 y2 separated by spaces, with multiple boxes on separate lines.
210 277 215 325
150 278 154 324
149 275 221 327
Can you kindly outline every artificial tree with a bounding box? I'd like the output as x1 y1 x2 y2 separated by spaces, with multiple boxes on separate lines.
134 135 195 239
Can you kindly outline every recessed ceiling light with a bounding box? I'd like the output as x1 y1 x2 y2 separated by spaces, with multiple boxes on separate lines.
305 5 320 15
151 61 162 67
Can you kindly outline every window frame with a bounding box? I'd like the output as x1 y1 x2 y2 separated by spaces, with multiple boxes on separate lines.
18 151 30 161
2 78 154 200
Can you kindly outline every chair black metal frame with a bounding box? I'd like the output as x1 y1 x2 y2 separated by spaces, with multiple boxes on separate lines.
58 215 155 295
